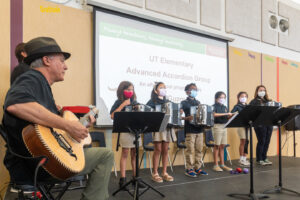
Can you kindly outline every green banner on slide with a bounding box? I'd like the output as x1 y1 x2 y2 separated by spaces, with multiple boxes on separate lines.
99 22 206 54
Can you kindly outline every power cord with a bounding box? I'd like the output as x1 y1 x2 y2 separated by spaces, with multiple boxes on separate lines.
281 130 293 151
34 158 48 200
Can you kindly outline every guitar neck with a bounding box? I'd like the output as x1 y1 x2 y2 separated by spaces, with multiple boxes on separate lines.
79 106 99 127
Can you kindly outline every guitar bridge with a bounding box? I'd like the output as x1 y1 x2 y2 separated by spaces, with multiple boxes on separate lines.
50 128 77 160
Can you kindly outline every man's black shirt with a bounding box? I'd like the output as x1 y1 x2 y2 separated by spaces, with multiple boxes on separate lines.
2 69 59 184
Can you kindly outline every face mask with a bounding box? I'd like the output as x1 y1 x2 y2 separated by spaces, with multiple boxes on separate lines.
159 88 167 97
123 90 133 99
189 90 197 98
258 91 265 98
239 97 247 103
218 98 226 105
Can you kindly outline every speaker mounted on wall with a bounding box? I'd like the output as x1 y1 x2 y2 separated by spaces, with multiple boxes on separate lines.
268 12 289 35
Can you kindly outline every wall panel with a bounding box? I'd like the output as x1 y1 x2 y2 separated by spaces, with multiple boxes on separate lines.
226 0 261 40
146 0 197 23
200 0 221 30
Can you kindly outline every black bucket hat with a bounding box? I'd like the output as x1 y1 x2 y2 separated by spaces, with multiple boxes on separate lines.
24 37 71 65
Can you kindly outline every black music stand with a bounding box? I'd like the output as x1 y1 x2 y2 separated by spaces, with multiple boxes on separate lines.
285 105 300 158
225 105 278 200
262 107 300 196
112 112 166 200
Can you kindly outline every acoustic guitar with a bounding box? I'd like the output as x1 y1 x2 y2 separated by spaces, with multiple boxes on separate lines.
22 106 98 180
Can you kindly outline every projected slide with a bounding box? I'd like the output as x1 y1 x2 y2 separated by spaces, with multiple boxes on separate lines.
94 10 228 126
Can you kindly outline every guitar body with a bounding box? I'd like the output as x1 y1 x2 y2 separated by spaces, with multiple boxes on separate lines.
22 111 91 180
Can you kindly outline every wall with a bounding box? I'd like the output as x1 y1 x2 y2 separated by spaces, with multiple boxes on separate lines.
227 46 279 160
0 0 11 199
23 0 93 106
228 46 300 159
227 47 262 160
278 57 300 157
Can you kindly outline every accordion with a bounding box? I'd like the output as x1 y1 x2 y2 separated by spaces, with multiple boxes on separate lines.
190 104 214 127
125 104 153 112
155 102 182 126
265 101 282 108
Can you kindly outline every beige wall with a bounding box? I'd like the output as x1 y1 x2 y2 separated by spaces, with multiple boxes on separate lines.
23 0 93 106
227 47 261 161
261 54 278 157
228 47 300 159
279 58 300 157
0 0 11 198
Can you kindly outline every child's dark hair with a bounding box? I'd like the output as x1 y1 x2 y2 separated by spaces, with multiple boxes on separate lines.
237 91 248 104
184 83 197 91
15 42 26 63
117 81 136 101
151 82 166 102
215 91 226 103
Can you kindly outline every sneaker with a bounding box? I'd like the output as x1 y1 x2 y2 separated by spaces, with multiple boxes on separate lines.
185 169 197 177
257 160 267 166
220 165 232 171
213 165 223 172
244 159 250 165
195 168 208 175
239 159 250 167
263 159 272 165
10 187 34 194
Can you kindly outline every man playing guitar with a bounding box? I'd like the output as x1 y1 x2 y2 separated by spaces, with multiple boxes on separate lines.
2 37 114 200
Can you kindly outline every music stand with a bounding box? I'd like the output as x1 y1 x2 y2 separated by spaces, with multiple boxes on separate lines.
262 107 300 196
225 105 278 200
112 112 166 200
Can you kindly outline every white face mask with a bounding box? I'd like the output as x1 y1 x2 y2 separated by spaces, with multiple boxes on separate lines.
218 98 226 105
158 88 167 97
258 91 266 98
239 97 247 103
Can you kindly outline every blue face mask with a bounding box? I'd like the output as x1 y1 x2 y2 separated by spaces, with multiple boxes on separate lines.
190 90 197 98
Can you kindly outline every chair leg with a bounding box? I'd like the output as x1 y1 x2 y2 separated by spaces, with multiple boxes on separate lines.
168 153 173 172
172 149 179 166
182 149 186 169
18 190 26 200
113 160 117 177
226 148 232 166
201 157 205 167
139 151 145 169
38 185 54 200
148 152 152 175
55 182 71 200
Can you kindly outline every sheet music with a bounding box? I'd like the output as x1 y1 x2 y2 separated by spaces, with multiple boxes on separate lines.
224 113 239 128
